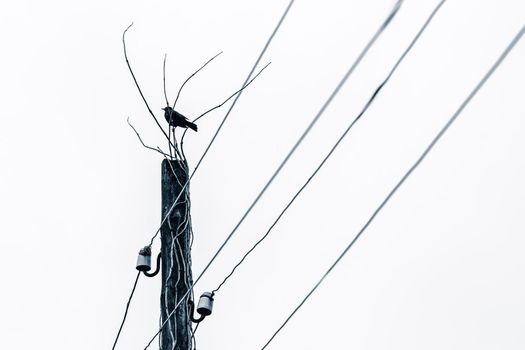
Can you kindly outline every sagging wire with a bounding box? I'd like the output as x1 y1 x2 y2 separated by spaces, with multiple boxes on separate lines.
111 271 140 350
142 1 404 348
190 0 404 292
212 0 445 296
260 20 525 350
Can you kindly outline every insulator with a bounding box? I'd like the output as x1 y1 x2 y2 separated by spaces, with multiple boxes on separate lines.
136 247 152 272
196 292 214 316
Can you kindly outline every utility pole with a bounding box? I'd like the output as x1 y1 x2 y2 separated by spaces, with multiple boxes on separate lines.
160 159 193 350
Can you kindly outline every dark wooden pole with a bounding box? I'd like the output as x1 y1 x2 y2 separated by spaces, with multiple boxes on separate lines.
160 159 193 350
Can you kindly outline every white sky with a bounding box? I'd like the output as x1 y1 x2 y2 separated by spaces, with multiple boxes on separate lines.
1 1 524 349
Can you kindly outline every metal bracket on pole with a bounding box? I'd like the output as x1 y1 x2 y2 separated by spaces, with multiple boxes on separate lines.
144 253 161 277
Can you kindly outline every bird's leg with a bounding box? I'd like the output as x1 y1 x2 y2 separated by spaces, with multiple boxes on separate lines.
168 125 173 159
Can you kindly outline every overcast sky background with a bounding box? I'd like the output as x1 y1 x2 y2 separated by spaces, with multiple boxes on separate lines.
1 0 524 349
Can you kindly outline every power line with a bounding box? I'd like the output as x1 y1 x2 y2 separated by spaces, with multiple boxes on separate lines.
212 0 447 295
190 0 296 175
111 271 140 350
196 0 403 291
260 22 525 350
142 2 405 348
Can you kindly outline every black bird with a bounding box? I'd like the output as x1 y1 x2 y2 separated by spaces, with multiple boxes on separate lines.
162 106 198 132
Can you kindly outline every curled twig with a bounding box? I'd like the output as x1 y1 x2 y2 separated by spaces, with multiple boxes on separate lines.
122 23 176 150
127 117 172 158
172 51 223 109
180 61 271 160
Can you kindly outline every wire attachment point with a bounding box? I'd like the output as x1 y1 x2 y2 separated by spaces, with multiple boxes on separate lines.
136 246 152 272
189 292 214 323
136 246 161 277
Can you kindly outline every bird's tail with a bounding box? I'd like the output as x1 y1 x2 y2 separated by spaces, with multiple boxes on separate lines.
186 121 198 132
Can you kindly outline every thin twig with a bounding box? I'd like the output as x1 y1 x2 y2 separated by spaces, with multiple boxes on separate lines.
163 53 169 106
171 128 184 161
122 23 175 150
172 51 223 109
127 117 172 158
180 62 271 160
168 128 174 159
163 53 174 159
170 127 176 160
195 62 271 123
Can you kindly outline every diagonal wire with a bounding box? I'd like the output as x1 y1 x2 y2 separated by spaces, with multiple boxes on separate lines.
142 1 404 348
260 22 525 350
146 0 296 248
189 0 295 175
212 0 446 295
111 271 140 350
195 0 403 290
